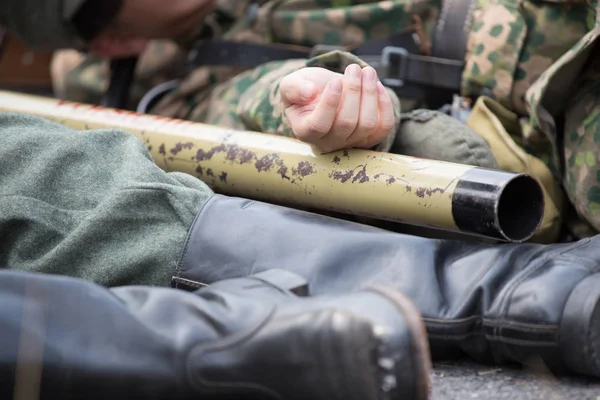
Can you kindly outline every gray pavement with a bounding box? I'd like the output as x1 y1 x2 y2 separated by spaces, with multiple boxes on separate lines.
430 360 600 400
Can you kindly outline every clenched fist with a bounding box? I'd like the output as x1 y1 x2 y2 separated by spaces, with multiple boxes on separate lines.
280 64 396 153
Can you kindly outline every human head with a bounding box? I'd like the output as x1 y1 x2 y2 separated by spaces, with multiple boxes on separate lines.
75 0 216 57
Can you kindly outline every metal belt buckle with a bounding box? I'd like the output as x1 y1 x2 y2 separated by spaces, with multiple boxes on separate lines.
187 42 201 67
309 45 346 58
186 39 211 71
381 46 409 89
246 3 260 25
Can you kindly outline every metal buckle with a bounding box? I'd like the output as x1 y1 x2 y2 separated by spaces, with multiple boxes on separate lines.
309 45 346 59
381 46 409 88
246 3 260 25
186 40 203 68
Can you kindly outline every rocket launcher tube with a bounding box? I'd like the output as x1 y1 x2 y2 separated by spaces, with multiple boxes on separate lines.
0 91 544 242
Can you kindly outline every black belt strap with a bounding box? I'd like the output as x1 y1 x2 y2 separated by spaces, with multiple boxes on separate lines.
105 0 477 110
187 41 310 68
187 30 465 95
432 0 476 61
362 53 465 91
100 57 138 109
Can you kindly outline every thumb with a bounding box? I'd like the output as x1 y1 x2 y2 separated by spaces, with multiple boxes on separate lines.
280 75 317 107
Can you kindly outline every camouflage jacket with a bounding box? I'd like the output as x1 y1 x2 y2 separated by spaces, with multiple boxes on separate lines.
526 14 600 236
58 0 598 152
195 0 596 117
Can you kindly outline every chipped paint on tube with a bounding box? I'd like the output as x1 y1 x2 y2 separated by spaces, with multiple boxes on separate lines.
0 91 544 242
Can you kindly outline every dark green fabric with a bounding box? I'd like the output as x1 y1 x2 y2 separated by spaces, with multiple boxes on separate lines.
392 110 499 169
0 113 213 287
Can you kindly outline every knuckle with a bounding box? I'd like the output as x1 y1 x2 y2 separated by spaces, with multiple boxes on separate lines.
363 85 378 97
346 81 362 94
324 93 341 108
335 116 358 132
380 117 395 132
279 75 291 88
359 117 379 132
305 120 330 137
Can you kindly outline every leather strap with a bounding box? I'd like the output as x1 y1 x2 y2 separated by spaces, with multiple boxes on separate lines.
361 52 464 91
100 57 139 109
187 30 465 96
352 30 463 91
187 41 311 69
432 0 476 61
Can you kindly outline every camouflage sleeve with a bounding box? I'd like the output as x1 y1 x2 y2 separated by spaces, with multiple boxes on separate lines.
234 51 401 152
0 0 89 50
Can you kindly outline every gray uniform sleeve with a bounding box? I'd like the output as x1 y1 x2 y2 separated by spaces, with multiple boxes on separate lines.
0 0 87 50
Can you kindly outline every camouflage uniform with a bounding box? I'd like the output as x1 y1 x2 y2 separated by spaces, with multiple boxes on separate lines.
7 3 600 391
52 0 498 166
52 0 600 240
527 20 600 237
52 0 442 112
53 40 188 107
460 0 598 241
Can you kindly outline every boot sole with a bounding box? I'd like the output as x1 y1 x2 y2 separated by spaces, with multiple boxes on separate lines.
367 286 432 400
560 272 600 377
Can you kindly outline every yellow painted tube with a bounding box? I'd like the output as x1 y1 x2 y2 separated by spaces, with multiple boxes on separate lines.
0 90 544 242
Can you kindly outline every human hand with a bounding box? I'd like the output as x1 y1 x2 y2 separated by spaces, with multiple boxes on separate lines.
280 64 396 153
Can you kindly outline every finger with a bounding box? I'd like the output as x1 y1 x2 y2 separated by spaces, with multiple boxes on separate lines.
347 66 379 146
330 64 362 140
355 81 397 149
295 77 343 144
280 74 317 108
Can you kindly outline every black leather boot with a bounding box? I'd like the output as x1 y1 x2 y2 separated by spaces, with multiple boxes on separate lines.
0 268 430 400
175 194 600 378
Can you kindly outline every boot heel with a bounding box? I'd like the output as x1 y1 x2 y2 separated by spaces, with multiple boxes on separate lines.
367 286 431 400
560 273 600 377
252 269 310 297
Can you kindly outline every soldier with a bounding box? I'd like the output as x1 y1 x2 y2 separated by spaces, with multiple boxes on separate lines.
0 1 433 399
51 2 500 164
51 0 599 244
2 0 600 395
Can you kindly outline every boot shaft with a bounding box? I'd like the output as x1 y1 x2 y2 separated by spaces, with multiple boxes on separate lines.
176 194 600 377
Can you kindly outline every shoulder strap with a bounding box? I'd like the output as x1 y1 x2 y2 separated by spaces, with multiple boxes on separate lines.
188 32 464 98
432 0 477 61
186 0 476 100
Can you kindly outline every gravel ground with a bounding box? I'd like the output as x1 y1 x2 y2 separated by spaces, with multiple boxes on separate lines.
430 360 600 400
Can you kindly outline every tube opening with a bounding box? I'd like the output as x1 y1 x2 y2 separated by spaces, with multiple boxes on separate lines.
497 175 545 242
